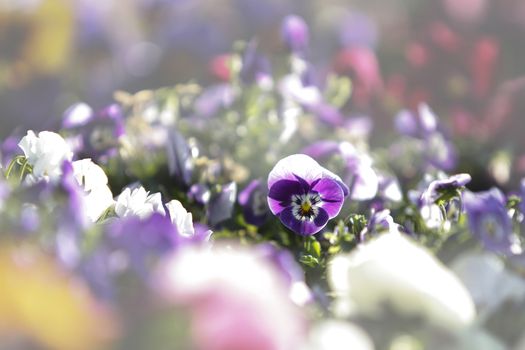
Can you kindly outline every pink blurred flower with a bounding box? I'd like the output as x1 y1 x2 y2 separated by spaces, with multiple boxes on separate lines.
332 47 383 109
154 244 306 350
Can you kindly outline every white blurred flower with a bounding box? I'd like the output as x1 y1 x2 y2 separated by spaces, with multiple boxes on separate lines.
115 186 165 219
165 199 194 237
155 244 305 350
451 252 525 316
328 233 475 330
71 159 114 222
18 130 73 181
303 320 374 350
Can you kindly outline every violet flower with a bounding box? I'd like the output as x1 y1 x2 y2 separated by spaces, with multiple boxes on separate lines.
207 182 237 226
394 104 457 171
238 179 269 226
359 208 400 241
463 188 519 255
417 173 471 229
63 103 125 160
239 40 272 87
281 15 309 56
267 154 348 236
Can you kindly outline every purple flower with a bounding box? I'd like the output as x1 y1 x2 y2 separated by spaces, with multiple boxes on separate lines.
238 179 269 226
63 103 125 161
281 15 309 55
267 154 347 236
360 209 399 241
463 188 517 254
520 178 525 214
239 40 272 86
394 104 457 171
421 173 472 204
194 84 236 119
166 129 194 187
207 182 237 226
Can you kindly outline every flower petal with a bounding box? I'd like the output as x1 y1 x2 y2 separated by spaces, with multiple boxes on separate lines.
268 154 323 189
312 178 344 218
268 179 304 203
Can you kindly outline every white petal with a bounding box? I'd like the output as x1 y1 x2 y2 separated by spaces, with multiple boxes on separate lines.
451 252 525 315
328 233 475 330
166 199 195 237
268 154 324 188
305 320 374 350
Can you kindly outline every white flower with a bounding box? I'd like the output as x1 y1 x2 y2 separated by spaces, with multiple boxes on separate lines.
303 320 374 350
71 159 114 222
115 186 165 219
18 130 73 180
451 252 525 316
154 244 305 350
328 233 475 331
165 199 194 237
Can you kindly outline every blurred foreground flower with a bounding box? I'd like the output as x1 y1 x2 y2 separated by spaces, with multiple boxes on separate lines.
329 233 475 330
303 320 374 350
154 244 306 350
267 154 348 236
0 244 118 350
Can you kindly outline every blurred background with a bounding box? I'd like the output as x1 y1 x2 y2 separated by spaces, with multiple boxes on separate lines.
3 0 525 176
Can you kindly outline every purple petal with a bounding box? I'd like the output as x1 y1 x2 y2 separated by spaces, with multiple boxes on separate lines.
312 178 344 218
268 179 303 215
279 207 328 236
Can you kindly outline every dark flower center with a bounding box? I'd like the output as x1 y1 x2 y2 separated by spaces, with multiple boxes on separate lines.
291 192 321 221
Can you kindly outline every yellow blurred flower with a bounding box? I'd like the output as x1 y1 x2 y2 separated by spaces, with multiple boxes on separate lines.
0 243 118 350
0 0 73 86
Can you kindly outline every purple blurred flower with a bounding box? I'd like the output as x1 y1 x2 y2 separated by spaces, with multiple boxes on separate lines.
166 129 194 187
267 154 347 236
63 103 125 161
256 243 312 306
239 179 269 226
239 40 272 86
188 183 211 205
194 84 236 119
281 15 309 55
207 182 237 226
1 134 22 168
105 213 179 276
360 209 399 241
376 175 403 203
421 173 472 204
520 178 525 215
303 141 378 201
395 104 457 171
417 173 471 229
463 188 518 254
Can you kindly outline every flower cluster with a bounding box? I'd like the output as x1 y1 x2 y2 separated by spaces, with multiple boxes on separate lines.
2 13 525 350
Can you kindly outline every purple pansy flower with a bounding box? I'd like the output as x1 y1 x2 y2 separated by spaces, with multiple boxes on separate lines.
267 154 348 236
463 188 518 255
